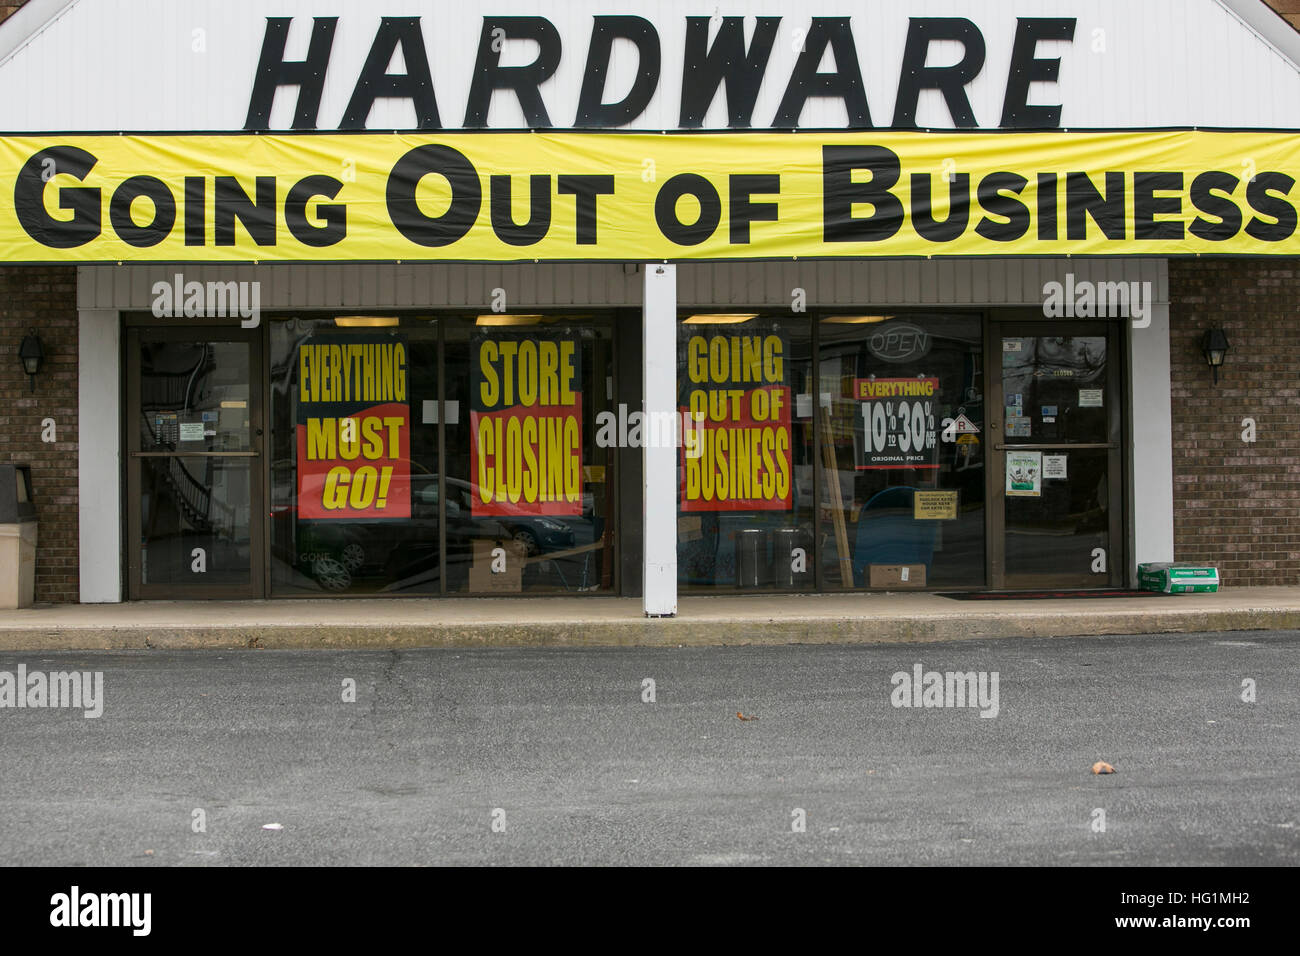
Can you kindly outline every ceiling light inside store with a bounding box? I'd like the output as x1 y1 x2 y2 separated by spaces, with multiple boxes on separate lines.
475 314 547 326
335 316 399 327
821 315 894 324
682 313 759 324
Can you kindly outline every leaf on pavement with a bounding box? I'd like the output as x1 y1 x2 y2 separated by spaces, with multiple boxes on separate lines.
736 711 758 721
1091 761 1116 775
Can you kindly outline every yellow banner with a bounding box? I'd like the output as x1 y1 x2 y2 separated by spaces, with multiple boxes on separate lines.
1 131 1296 261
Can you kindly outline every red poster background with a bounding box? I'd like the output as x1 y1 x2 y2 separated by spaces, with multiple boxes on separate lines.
470 400 584 516
296 402 411 519
680 384 793 512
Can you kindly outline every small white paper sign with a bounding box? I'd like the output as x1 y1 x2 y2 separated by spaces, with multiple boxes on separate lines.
1044 454 1068 479
1079 388 1103 408
796 393 812 418
179 422 206 442
422 400 460 424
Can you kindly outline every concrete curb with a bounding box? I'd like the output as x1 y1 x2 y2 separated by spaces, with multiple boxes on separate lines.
0 604 1296 650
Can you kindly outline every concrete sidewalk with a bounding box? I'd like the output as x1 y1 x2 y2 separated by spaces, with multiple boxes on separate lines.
1 587 1298 650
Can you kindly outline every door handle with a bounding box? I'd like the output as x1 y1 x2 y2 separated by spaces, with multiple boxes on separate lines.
131 451 259 457
993 443 1118 451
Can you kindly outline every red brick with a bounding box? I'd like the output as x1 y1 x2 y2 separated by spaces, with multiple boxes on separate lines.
0 266 79 602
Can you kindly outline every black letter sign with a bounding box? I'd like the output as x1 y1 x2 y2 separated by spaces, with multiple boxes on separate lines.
14 146 101 248
822 145 902 242
464 17 562 128
774 19 871 128
679 16 780 128
341 17 441 130
892 18 986 128
245 17 338 130
386 145 482 247
1001 18 1075 128
575 16 661 127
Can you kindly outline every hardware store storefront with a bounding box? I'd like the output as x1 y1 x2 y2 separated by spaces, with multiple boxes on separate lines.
94 263 1148 600
1 0 1298 609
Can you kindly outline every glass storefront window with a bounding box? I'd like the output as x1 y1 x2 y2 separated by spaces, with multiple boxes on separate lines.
270 313 616 596
270 316 440 594
818 314 985 589
677 314 814 590
445 316 615 594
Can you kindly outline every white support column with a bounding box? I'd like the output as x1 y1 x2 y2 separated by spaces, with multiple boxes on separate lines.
78 309 122 603
1128 300 1175 580
642 263 677 616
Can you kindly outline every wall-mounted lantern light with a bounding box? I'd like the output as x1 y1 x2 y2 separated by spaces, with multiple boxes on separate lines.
1201 328 1229 385
17 329 44 392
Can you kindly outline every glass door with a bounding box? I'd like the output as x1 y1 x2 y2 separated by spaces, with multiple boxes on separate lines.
988 323 1123 589
126 327 264 598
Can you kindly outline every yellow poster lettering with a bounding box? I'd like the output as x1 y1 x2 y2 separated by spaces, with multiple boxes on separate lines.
477 417 495 503
539 343 559 404
300 343 407 405
478 339 578 410
328 346 341 403
775 429 790 499
763 336 784 381
498 342 518 407
479 340 500 409
306 418 334 461
361 416 384 460
382 417 403 458
518 341 538 407
738 429 759 496
505 416 522 503
559 342 577 405
299 349 312 403
545 417 565 501
564 417 580 502
393 344 407 401
522 416 538 502
761 431 777 499
322 466 350 510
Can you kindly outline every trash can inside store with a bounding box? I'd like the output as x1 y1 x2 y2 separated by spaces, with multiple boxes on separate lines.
734 529 768 588
772 527 809 588
0 464 37 609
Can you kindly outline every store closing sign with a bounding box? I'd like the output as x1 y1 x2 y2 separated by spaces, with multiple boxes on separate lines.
296 335 411 519
471 332 583 516
681 332 792 512
3 130 1298 262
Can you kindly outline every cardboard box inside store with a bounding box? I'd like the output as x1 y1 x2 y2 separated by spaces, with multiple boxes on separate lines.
869 564 927 588
469 538 526 592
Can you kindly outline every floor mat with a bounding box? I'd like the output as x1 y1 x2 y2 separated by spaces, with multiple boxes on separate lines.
936 588 1171 600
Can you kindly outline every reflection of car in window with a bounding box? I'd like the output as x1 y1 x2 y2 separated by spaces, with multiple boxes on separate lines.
271 459 579 591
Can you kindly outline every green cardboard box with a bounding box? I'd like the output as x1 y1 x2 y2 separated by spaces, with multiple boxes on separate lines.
1137 563 1219 594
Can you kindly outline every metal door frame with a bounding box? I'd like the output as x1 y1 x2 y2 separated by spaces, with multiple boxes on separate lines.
125 325 266 600
985 317 1125 589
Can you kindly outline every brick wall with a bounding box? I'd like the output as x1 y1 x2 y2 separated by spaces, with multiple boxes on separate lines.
0 267 80 603
1168 259 1300 587
0 1 27 26
1264 0 1300 31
